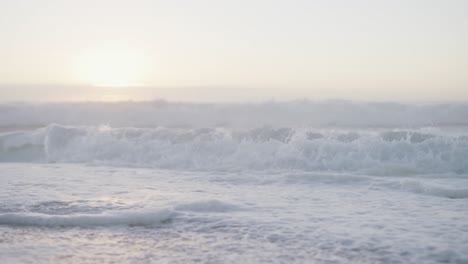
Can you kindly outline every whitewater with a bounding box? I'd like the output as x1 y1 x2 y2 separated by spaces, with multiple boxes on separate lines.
1 101 467 263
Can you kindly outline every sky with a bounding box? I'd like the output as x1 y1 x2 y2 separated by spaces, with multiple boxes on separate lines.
0 0 467 102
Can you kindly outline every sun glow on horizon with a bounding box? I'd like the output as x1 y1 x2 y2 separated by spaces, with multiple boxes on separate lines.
91 83 147 88
75 45 149 87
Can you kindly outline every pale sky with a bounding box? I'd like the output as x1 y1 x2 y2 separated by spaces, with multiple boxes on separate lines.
0 0 467 102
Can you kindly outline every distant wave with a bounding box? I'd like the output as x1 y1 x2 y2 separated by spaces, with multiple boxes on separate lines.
1 101 468 129
1 124 467 174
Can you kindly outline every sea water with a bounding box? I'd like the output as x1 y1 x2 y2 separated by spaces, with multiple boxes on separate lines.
0 101 467 263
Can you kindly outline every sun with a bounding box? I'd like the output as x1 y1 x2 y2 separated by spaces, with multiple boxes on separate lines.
75 45 148 87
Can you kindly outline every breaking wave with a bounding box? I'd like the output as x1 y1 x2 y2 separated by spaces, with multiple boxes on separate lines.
0 209 175 227
1 124 467 174
0 200 240 227
396 180 468 199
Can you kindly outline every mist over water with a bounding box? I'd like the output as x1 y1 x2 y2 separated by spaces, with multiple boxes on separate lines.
1 100 468 129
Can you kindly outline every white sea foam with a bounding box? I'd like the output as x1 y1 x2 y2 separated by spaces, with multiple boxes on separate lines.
1 101 467 263
174 200 241 212
281 173 468 199
0 200 240 227
1 163 467 263
394 180 468 199
1 124 467 174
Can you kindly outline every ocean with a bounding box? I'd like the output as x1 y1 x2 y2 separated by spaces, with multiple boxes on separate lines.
0 101 467 263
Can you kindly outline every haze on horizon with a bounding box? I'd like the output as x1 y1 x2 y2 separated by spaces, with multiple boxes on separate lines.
0 0 467 102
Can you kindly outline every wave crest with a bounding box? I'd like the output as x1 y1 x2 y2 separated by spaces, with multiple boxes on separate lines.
1 124 467 174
